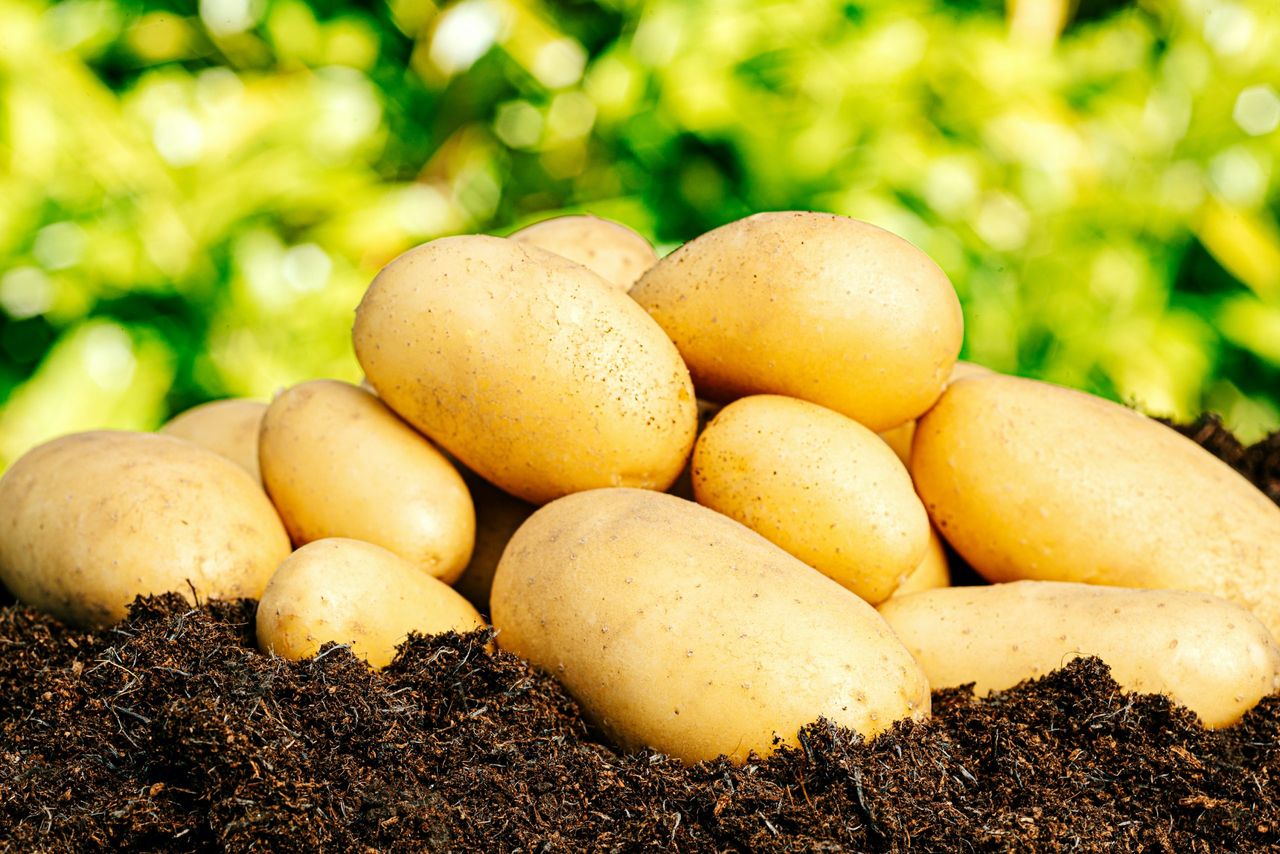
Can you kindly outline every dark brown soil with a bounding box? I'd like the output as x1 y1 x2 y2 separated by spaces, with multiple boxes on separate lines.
2 417 1279 853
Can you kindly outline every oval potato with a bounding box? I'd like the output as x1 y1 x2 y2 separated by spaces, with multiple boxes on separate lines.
911 374 1280 637
257 538 485 669
160 398 267 482
692 395 929 604
630 211 963 431
260 380 475 584
354 235 697 504
891 527 950 598
509 215 658 291
0 431 290 628
491 488 930 764
878 581 1280 728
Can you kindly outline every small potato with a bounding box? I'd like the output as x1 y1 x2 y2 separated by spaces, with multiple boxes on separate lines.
630 212 963 431
878 361 991 465
693 395 928 604
509 215 658 291
260 380 474 583
452 472 537 615
0 431 290 628
911 374 1280 638
257 538 485 669
491 488 930 764
878 581 1280 728
354 235 697 504
160 398 267 482
891 527 950 598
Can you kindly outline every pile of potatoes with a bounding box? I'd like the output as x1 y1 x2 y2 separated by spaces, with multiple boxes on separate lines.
3 211 1280 766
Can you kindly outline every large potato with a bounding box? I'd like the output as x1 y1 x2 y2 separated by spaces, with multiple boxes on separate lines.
879 581 1280 728
629 212 963 431
491 488 930 764
354 235 697 505
912 374 1280 636
0 431 290 627
257 538 485 669
509 215 658 291
692 395 929 604
160 398 267 482
260 380 474 584
878 361 991 465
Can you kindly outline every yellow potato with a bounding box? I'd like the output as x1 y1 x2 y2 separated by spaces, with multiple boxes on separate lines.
354 235 697 504
509 215 658 291
259 380 474 584
257 538 485 669
630 211 963 431
452 471 537 614
160 398 267 482
692 395 929 604
878 361 992 465
879 581 1280 728
491 488 930 764
0 431 290 628
912 374 1280 637
891 527 950 598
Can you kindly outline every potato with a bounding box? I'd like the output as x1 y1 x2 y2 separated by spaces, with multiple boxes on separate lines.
160 398 267 482
509 215 658 291
354 235 697 504
491 488 930 764
692 395 929 604
878 361 992 465
878 581 1280 728
891 527 950 598
452 471 537 615
629 211 963 431
257 538 485 669
260 380 474 584
911 374 1280 637
0 431 290 628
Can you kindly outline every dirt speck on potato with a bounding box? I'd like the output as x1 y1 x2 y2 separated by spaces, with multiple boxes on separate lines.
1 418 1279 851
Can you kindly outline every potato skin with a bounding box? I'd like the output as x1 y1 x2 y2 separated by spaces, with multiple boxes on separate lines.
259 380 475 584
911 374 1280 637
692 395 929 604
629 211 963 432
878 581 1280 728
0 431 290 628
353 235 698 505
160 398 267 482
257 538 485 669
491 488 930 764
509 215 658 291
890 527 950 598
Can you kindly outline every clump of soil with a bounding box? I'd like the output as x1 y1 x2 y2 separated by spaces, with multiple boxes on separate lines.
2 418 1279 852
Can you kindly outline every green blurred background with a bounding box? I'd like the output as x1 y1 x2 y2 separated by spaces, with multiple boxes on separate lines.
1 0 1278 468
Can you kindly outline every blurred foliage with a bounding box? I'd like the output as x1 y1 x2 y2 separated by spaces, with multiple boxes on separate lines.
1 0 1278 467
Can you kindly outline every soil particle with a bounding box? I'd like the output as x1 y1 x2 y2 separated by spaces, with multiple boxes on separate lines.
1 419 1279 852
